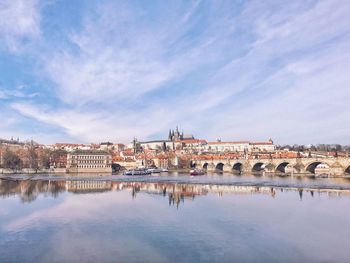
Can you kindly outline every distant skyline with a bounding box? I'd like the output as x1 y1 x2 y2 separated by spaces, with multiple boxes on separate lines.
0 0 350 145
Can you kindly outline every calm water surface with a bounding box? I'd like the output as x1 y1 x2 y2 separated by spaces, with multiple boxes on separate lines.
1 174 350 263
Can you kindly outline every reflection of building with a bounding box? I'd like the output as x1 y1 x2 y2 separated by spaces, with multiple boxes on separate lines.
110 182 279 200
2 179 350 204
66 150 112 173
66 180 112 193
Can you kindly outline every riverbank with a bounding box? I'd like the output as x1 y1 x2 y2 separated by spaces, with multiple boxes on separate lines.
0 168 67 174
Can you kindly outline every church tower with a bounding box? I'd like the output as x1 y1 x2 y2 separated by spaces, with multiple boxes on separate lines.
168 129 172 140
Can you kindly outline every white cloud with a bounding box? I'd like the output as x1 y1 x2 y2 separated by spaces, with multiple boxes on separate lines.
0 0 41 52
0 87 39 99
6 0 350 144
186 0 350 144
43 1 241 107
45 4 191 105
10 102 179 142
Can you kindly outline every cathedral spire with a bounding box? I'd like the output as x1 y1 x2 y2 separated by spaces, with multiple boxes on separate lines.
168 129 172 140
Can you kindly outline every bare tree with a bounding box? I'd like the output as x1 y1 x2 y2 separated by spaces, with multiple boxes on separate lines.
3 149 22 171
39 149 51 169
27 147 39 171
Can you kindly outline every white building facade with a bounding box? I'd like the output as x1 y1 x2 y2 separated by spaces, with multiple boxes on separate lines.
204 139 275 153
66 150 112 173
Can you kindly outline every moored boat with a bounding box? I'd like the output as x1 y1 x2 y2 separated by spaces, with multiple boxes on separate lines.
147 168 162 173
146 168 169 173
189 169 205 176
123 168 151 176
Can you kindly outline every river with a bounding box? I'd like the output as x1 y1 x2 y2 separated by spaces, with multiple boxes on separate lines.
1 173 350 262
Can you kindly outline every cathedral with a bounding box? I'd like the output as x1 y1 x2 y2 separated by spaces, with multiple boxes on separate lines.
134 127 195 153
168 127 194 141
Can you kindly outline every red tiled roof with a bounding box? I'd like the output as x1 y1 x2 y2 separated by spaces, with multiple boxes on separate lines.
208 141 250 145
178 139 207 144
250 142 273 145
55 143 85 147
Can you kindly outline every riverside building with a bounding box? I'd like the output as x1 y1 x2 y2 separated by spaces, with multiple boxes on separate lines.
205 139 275 153
66 150 112 173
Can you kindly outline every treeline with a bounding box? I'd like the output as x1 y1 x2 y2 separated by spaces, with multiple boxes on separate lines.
0 146 67 171
276 144 350 152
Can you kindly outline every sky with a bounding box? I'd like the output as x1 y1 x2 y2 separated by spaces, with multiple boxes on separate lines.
0 0 349 145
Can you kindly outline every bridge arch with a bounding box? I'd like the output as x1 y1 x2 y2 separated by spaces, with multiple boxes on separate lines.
276 162 289 173
190 161 196 168
345 165 350 174
305 162 330 174
216 162 224 172
232 162 243 174
203 163 209 170
252 162 265 172
112 163 122 172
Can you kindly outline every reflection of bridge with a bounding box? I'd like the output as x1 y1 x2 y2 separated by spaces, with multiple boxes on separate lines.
1 179 350 204
191 157 350 176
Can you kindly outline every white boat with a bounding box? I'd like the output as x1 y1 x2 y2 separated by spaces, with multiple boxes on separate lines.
147 168 162 173
147 168 169 173
123 168 151 176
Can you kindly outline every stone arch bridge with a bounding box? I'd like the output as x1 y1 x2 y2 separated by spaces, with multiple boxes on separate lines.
191 157 350 176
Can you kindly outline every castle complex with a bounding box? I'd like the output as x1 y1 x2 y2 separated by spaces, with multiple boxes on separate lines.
135 127 275 153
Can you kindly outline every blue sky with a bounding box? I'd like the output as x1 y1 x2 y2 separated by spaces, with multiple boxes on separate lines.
0 0 349 145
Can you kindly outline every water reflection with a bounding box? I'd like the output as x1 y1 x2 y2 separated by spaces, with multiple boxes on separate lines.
1 178 350 263
1 179 349 205
0 179 66 202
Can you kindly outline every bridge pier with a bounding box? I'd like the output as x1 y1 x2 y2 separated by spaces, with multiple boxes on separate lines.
330 161 345 177
223 163 232 172
264 163 276 173
207 163 216 172
293 161 305 174
242 162 253 174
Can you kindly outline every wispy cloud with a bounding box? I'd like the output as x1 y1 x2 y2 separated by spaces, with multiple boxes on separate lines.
43 1 233 106
0 0 42 52
2 0 350 144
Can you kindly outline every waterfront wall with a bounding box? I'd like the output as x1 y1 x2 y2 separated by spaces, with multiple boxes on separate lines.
67 167 112 173
0 168 69 174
